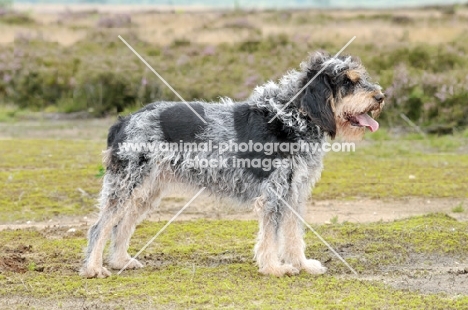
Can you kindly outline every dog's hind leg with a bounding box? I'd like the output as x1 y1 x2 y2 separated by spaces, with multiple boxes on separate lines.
254 195 299 277
80 202 126 278
108 180 163 270
80 172 138 278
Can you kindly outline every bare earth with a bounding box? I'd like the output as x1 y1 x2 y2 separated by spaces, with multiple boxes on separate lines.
1 195 465 231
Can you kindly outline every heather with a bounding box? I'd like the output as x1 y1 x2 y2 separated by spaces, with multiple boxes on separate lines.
0 6 468 132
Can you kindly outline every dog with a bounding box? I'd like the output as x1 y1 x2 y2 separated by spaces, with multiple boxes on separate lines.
80 52 384 278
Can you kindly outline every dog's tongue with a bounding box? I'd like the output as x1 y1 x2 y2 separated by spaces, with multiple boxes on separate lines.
355 114 379 132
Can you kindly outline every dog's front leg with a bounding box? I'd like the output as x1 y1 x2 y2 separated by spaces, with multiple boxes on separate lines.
253 196 299 277
279 204 327 275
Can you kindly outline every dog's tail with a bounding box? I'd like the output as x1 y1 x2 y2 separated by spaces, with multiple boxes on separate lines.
104 115 127 169
107 116 126 148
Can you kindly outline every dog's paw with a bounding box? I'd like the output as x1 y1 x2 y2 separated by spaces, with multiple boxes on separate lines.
109 258 144 270
301 259 327 275
259 264 300 277
80 266 111 278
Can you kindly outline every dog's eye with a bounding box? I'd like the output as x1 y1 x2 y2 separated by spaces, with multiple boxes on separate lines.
344 78 353 87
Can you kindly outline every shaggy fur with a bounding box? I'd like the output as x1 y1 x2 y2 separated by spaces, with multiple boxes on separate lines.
80 52 384 278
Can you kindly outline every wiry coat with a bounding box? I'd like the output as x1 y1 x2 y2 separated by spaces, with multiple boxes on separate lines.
81 52 384 278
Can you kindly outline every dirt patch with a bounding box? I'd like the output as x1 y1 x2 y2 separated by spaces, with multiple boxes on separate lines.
2 197 466 231
0 254 27 273
362 254 468 295
0 245 32 273
390 270 468 295
308 197 467 224
0 253 28 273
0 296 147 310
204 253 248 267
40 224 87 239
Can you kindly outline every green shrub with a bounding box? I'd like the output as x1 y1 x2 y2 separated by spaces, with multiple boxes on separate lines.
0 11 35 25
0 29 467 131
383 63 468 129
72 71 161 116
371 44 465 73
0 33 162 116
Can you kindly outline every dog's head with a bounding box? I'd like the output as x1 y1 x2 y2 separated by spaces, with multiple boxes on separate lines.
297 52 384 140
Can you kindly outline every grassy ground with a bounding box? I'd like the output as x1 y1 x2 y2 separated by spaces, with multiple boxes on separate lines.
0 139 104 223
315 130 468 199
1 215 468 308
1 129 467 223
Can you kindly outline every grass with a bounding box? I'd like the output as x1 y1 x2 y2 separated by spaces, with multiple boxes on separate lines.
0 139 104 223
1 130 467 223
315 134 468 199
0 214 467 308
452 203 465 213
0 105 18 122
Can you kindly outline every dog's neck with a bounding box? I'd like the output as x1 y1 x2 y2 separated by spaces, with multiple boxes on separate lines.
246 73 327 142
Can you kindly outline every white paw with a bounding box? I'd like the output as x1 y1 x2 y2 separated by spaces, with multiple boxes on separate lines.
259 264 300 277
80 266 111 278
302 259 327 275
109 257 144 270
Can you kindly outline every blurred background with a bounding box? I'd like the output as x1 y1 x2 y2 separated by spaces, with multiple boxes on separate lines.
0 0 467 135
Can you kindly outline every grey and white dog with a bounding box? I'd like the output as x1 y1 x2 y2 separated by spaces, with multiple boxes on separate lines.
81 52 384 278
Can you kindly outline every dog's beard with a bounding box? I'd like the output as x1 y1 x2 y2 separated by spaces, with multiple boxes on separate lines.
334 96 383 140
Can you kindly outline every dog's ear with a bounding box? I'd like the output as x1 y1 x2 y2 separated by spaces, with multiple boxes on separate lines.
300 75 336 139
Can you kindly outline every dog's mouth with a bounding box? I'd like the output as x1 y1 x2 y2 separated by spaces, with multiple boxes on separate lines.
346 112 379 132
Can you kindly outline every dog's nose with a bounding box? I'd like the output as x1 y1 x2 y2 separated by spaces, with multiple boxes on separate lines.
373 93 385 103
